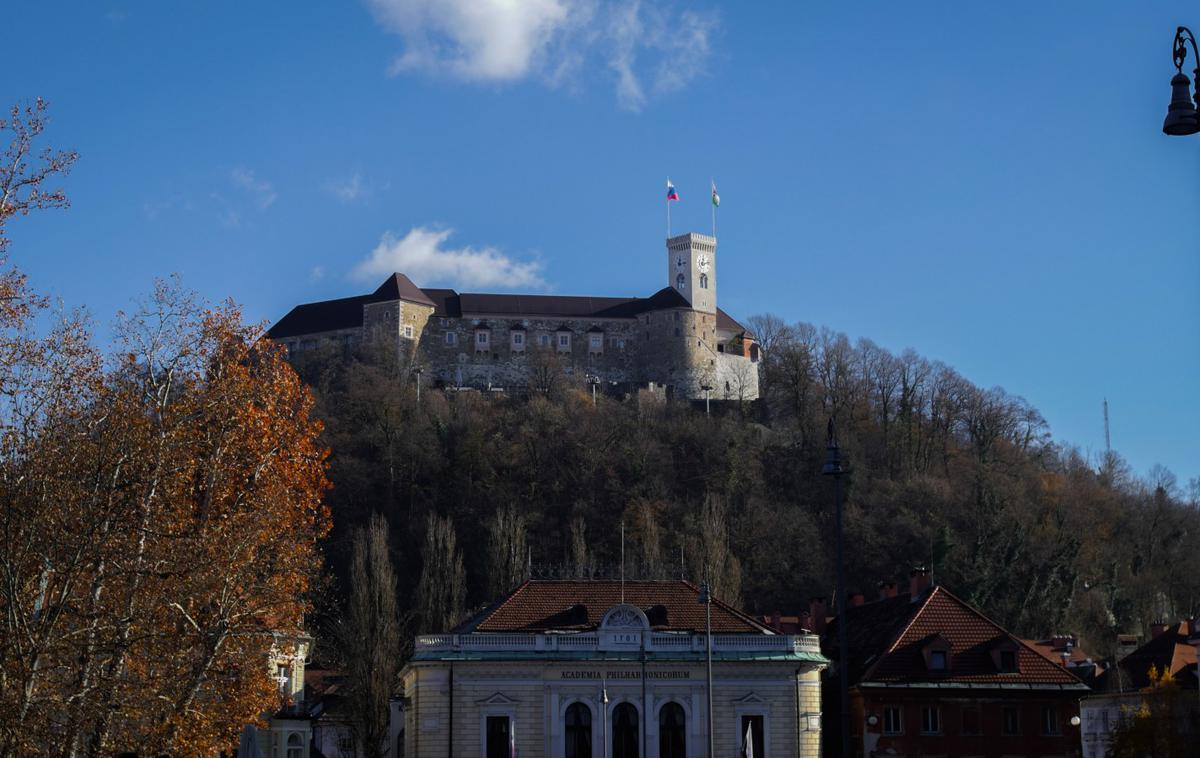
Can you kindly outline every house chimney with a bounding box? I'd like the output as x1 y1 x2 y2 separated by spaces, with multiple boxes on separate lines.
878 581 898 600
850 591 865 607
809 598 828 635
1150 622 1169 639
909 567 930 601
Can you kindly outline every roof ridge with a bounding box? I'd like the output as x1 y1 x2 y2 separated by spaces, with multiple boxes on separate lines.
473 579 532 629
858 590 928 681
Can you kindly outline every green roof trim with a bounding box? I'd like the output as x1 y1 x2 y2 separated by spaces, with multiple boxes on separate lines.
409 650 828 664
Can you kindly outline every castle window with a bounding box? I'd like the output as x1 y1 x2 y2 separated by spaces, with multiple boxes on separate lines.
446 332 457 346
699 273 708 289
511 331 525 351
674 328 680 337
675 273 685 290
540 334 551 347
475 330 490 352
403 325 414 339
588 334 603 354
557 332 571 352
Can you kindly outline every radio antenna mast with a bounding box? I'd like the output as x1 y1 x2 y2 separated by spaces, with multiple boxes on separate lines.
1103 398 1111 453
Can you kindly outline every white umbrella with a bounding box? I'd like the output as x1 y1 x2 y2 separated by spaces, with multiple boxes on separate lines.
237 724 264 758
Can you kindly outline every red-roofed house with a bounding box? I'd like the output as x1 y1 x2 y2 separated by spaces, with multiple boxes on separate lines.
1080 618 1200 758
822 580 1088 757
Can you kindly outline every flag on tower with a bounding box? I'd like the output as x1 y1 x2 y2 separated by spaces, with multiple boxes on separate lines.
711 180 720 207
666 179 679 202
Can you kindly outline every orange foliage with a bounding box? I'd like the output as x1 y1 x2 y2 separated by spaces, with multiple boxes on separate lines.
0 280 331 755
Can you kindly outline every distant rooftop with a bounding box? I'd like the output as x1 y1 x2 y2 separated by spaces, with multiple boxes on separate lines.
267 274 753 340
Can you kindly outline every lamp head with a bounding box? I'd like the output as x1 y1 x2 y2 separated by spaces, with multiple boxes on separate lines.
1164 72 1200 135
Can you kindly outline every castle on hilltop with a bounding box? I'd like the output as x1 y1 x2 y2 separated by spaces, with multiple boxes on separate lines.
268 233 760 400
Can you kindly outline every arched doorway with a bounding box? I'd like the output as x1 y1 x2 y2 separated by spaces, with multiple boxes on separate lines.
565 702 592 758
658 702 685 758
612 702 639 758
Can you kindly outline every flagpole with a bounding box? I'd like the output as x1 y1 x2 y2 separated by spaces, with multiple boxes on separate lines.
711 177 716 239
666 178 672 238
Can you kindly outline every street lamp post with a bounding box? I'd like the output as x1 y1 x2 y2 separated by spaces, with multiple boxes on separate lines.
1163 26 1200 135
601 675 610 758
822 417 850 758
698 582 715 758
412 366 423 407
587 373 600 407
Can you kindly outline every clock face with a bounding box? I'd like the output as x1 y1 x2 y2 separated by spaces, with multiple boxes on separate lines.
697 254 710 273
676 255 687 268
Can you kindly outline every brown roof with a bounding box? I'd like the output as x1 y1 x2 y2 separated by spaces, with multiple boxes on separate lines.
826 585 1084 687
1023 635 1096 667
459 579 772 634
269 274 755 340
1096 621 1199 691
373 272 436 307
267 273 432 339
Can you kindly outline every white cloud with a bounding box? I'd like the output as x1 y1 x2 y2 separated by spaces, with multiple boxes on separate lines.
351 226 545 290
329 172 368 203
366 0 717 110
309 266 326 282
230 167 277 210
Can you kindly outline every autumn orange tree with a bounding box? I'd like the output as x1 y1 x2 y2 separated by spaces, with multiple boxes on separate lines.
0 101 330 756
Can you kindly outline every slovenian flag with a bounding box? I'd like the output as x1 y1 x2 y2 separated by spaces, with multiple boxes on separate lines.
666 179 679 202
711 180 720 208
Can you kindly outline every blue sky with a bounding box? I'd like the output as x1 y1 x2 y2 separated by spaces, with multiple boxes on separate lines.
5 1 1198 487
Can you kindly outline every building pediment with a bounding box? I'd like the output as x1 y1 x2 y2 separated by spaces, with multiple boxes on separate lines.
476 692 519 705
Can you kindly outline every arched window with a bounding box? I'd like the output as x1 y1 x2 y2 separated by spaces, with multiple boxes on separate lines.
676 273 685 290
565 702 592 758
613 703 639 758
285 733 303 758
699 273 708 289
659 703 686 758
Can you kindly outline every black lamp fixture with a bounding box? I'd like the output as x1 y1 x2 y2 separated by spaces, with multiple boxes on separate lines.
1164 26 1200 136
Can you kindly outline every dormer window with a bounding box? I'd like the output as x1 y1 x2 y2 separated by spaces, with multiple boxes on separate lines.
1000 650 1017 672
990 638 1021 673
922 635 952 673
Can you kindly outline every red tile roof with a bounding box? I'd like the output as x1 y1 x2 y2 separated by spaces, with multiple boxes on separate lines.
459 580 772 634
1023 635 1095 667
1097 621 1199 691
827 586 1083 687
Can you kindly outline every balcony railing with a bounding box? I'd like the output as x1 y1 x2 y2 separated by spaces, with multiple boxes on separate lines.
415 631 821 655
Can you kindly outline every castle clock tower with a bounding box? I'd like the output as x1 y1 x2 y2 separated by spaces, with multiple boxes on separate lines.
666 232 717 314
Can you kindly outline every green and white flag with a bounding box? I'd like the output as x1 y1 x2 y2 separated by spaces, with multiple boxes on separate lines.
711 180 720 207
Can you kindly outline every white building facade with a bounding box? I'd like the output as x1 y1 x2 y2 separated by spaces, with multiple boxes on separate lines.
394 581 826 758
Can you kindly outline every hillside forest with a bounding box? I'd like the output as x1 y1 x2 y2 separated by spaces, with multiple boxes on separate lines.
293 321 1200 663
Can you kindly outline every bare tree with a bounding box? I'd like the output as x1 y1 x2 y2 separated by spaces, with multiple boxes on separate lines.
698 495 742 607
568 517 596 578
415 513 466 632
486 504 528 598
342 514 402 758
